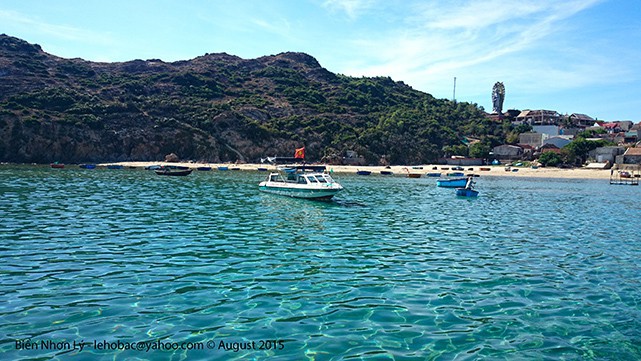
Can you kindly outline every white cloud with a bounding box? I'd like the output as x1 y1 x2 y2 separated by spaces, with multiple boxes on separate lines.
0 10 114 45
251 17 294 39
322 0 375 19
336 0 612 101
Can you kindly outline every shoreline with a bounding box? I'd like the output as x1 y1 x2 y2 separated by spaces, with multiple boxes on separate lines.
84 161 618 180
3 161 624 180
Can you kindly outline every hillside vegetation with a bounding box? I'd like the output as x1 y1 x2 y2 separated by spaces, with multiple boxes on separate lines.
0 34 509 164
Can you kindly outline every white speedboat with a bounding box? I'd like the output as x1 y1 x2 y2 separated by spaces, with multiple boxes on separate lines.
258 165 343 200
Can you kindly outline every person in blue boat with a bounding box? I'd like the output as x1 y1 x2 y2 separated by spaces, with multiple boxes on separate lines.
465 176 475 190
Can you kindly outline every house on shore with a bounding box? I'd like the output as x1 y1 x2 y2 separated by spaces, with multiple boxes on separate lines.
589 146 625 163
569 113 595 128
623 147 641 164
538 143 562 155
515 110 561 125
519 132 547 148
543 136 572 149
532 125 560 137
492 145 523 160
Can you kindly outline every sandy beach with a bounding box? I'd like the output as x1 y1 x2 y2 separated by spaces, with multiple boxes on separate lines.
97 161 622 180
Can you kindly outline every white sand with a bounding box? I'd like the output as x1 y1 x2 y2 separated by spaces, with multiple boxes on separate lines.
99 161 618 180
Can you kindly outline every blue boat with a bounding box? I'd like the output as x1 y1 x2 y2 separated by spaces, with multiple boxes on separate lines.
356 170 372 175
217 166 229 171
456 188 479 197
426 172 441 177
380 170 393 175
79 164 96 169
196 166 212 171
447 172 465 177
437 178 467 188
107 165 124 169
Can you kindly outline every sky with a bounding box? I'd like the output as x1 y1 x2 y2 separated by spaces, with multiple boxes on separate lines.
1 0 640 121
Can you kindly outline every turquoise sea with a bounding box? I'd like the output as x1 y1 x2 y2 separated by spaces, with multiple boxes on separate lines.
1 165 640 360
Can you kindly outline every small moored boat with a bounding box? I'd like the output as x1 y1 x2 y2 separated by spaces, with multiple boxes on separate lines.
50 162 65 169
259 165 343 200
437 177 467 188
403 167 421 178
455 176 479 197
356 170 372 175
155 166 193 176
456 188 479 197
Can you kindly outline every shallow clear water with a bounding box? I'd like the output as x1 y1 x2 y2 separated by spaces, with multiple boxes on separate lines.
1 166 640 360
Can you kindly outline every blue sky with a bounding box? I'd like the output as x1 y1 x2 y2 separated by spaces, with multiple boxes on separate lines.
1 0 639 121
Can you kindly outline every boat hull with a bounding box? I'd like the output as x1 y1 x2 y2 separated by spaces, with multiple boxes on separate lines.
437 178 467 188
155 167 193 176
456 188 479 197
259 183 342 200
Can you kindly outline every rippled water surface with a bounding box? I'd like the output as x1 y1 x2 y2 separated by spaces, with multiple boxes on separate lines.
1 165 640 360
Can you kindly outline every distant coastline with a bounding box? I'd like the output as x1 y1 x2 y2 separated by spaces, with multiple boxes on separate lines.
68 161 617 180
2 161 620 180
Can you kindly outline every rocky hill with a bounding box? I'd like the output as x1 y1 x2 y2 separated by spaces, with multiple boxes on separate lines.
0 34 505 164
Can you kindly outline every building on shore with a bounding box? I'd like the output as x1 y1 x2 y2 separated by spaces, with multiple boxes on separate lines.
588 146 625 164
623 147 641 164
568 113 595 128
515 110 561 126
519 132 548 148
492 145 523 161
543 136 573 149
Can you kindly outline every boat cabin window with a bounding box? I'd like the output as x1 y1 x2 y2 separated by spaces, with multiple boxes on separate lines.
316 176 327 183
307 176 320 183
297 175 308 184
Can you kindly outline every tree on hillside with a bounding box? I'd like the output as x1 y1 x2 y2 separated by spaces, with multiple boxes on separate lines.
539 151 561 167
468 142 491 159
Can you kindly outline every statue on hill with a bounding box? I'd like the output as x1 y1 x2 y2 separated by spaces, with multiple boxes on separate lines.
492 82 505 115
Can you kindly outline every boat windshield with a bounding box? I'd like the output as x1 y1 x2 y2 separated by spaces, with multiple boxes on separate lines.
306 175 319 183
